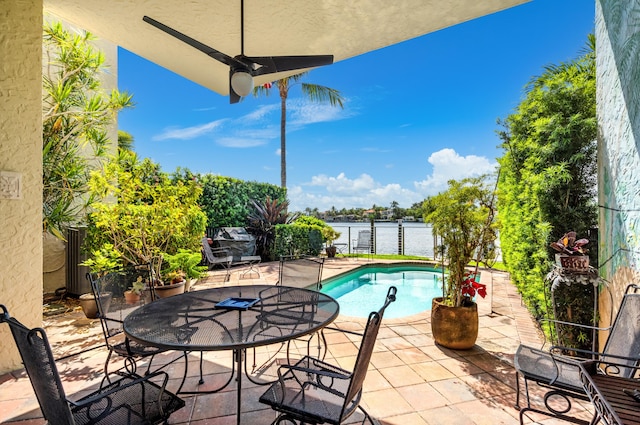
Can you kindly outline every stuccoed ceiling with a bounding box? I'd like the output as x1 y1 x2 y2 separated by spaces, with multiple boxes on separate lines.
44 0 529 97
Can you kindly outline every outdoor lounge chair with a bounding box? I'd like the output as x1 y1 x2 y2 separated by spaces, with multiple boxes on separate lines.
0 304 185 425
352 230 372 260
259 286 397 425
201 237 233 281
515 283 640 424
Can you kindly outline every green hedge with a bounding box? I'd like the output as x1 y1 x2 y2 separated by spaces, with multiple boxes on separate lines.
272 224 322 259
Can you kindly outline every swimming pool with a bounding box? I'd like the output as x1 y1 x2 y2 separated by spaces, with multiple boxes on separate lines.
320 263 445 319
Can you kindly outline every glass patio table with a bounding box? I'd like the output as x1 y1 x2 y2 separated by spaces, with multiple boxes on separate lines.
123 284 340 425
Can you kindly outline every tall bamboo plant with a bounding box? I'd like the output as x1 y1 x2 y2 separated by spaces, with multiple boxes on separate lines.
42 21 133 239
423 176 497 307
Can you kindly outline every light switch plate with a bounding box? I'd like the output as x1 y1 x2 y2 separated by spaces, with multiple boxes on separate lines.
0 171 22 199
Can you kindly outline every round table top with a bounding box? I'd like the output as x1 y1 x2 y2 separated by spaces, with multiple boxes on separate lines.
123 285 340 351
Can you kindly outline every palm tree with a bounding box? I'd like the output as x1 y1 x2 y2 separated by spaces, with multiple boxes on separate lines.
252 71 344 188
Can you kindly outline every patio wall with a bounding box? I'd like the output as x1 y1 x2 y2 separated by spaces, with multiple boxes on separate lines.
0 1 44 372
596 0 640 328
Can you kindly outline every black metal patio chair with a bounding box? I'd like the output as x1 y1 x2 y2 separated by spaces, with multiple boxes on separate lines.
249 255 326 376
87 265 183 378
515 283 640 425
352 230 372 261
201 237 233 281
0 304 185 425
258 286 397 425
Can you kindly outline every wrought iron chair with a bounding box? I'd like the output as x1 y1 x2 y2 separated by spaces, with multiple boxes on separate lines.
249 256 326 376
278 256 327 361
259 286 397 425
201 237 233 281
515 283 640 424
352 230 372 260
0 304 185 425
87 265 181 378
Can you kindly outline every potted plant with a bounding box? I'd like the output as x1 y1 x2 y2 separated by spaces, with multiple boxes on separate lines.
78 244 120 319
124 276 146 304
155 269 187 298
162 249 207 292
423 176 496 349
321 226 342 258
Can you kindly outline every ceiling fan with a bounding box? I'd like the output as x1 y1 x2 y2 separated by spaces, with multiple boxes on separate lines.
143 1 334 104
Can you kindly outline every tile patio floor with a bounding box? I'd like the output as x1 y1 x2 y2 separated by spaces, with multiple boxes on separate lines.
0 258 595 424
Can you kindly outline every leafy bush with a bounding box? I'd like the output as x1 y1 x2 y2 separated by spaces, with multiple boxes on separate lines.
85 152 206 276
272 224 322 259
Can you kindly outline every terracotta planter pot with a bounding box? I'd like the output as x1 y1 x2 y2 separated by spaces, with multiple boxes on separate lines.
79 292 111 319
124 290 141 304
430 297 478 350
155 280 185 298
325 246 337 258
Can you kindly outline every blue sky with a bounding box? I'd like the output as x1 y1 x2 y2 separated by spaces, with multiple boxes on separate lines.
117 0 595 212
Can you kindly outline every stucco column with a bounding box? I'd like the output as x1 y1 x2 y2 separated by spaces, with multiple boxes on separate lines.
0 1 44 373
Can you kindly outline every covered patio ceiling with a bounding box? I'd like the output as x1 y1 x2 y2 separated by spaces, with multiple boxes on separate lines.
43 0 529 98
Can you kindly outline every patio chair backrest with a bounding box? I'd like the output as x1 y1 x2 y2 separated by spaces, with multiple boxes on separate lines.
201 237 233 266
601 284 640 376
0 305 75 425
353 230 372 254
87 264 154 341
278 255 324 290
340 286 397 420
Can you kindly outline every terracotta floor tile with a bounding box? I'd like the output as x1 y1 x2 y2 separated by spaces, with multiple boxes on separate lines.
438 357 485 377
379 364 425 387
395 382 449 411
363 388 416 419
410 361 456 382
430 378 478 403
370 350 405 369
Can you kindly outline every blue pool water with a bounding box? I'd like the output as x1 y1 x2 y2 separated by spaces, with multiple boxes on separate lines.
320 264 444 319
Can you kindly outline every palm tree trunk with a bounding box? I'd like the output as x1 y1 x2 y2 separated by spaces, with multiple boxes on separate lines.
280 90 287 188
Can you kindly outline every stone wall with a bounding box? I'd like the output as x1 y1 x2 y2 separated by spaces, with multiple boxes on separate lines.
0 1 44 373
596 0 640 327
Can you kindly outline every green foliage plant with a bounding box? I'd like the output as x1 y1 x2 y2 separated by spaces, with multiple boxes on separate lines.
496 35 596 319
247 196 299 260
42 21 133 239
273 224 323 259
162 249 207 280
85 151 207 278
128 276 146 295
423 176 497 307
196 174 286 228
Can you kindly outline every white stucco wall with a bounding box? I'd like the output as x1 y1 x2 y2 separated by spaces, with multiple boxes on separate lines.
0 1 44 373
596 0 640 326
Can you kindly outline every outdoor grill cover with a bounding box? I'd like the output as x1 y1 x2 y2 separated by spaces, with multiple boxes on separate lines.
212 227 257 262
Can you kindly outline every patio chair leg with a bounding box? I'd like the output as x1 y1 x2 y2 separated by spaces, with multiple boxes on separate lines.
199 351 205 385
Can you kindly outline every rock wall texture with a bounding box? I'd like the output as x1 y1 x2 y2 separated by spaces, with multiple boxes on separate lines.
596 0 640 321
0 1 44 373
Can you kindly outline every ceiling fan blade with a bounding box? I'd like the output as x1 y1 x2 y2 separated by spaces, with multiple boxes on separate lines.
143 16 247 69
246 55 334 76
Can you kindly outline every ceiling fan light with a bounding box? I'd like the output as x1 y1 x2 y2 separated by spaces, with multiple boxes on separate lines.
231 71 254 97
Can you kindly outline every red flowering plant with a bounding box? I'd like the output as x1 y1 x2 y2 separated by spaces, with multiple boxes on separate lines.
460 271 487 300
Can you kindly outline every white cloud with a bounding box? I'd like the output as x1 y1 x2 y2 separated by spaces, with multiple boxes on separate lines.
152 119 226 141
290 172 422 211
414 148 497 196
216 137 268 148
288 98 350 128
288 148 497 212
236 104 279 124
